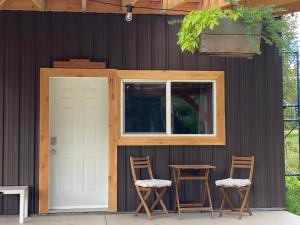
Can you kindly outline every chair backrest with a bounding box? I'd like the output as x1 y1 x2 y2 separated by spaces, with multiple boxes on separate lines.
230 156 255 181
130 156 154 182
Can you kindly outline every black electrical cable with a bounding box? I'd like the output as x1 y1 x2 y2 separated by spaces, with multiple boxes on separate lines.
89 0 191 13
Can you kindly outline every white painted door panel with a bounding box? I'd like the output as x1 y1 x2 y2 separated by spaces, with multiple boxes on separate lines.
49 77 108 210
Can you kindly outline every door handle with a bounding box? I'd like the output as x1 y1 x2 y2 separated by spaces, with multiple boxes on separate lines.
50 149 57 154
50 137 57 146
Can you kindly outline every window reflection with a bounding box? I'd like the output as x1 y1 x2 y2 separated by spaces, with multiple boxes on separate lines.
124 83 166 133
171 82 214 134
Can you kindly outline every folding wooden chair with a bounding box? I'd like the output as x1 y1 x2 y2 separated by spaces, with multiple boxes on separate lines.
130 156 172 219
216 156 254 219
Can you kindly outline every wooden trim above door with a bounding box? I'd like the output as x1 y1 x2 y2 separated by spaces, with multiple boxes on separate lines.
39 68 119 213
53 59 106 69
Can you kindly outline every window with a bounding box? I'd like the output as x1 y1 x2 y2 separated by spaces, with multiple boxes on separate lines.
118 71 225 145
124 82 166 134
171 82 214 135
122 80 215 136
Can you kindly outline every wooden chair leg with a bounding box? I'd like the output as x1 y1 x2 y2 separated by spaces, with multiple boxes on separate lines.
150 189 162 211
135 189 152 215
219 187 234 210
136 189 152 219
238 187 251 220
219 196 226 217
151 190 166 210
159 188 169 216
237 189 252 216
151 188 168 216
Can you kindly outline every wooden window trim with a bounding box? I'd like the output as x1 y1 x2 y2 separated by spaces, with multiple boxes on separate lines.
117 70 225 146
39 68 119 214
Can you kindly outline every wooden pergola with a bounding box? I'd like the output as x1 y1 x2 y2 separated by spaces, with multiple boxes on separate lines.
0 0 299 14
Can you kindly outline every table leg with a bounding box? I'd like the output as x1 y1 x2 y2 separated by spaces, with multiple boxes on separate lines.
19 193 24 224
205 170 214 218
172 169 182 218
202 180 207 207
24 189 28 218
176 170 182 218
172 169 177 213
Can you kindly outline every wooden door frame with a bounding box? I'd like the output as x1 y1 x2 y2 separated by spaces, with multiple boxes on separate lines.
39 68 119 213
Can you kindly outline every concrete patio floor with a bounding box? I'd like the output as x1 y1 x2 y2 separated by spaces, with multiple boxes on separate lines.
0 211 299 225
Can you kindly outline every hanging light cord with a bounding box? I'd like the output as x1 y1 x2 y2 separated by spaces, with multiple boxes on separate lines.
89 0 191 13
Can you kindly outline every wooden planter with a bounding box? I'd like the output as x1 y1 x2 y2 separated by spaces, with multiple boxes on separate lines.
199 18 262 58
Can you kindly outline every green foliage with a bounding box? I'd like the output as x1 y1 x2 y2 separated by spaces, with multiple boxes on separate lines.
286 176 300 215
282 14 299 130
175 7 240 53
174 0 290 54
236 5 287 54
284 130 299 174
285 130 300 216
172 96 206 134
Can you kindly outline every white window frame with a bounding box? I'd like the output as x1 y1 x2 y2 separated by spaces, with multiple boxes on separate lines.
121 79 217 137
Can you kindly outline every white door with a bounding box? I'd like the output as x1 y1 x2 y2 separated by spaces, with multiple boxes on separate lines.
49 77 108 210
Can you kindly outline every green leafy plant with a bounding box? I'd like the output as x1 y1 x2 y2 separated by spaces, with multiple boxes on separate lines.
171 0 290 54
286 176 300 215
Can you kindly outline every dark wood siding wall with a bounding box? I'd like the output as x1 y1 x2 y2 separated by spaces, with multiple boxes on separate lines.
0 11 284 215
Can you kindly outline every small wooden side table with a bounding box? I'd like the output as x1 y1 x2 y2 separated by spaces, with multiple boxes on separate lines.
169 164 216 218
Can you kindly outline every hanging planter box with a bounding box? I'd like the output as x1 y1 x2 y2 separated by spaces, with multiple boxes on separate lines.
199 18 262 58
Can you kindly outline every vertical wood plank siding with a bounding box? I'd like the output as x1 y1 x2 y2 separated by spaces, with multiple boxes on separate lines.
0 11 4 215
0 11 284 214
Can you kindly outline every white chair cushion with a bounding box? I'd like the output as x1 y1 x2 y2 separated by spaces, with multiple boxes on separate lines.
215 178 251 187
135 179 172 188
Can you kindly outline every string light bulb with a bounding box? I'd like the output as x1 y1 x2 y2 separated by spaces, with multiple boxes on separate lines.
125 5 134 22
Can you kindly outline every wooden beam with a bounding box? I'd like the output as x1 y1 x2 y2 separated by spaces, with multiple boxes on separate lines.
196 1 204 10
1 0 299 15
249 0 299 6
163 0 189 10
82 0 87 12
38 69 49 214
0 0 8 10
32 0 45 11
122 0 139 12
200 0 236 10
108 74 120 212
204 0 300 10
252 0 300 8
278 1 300 15
53 59 106 69
122 0 139 6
